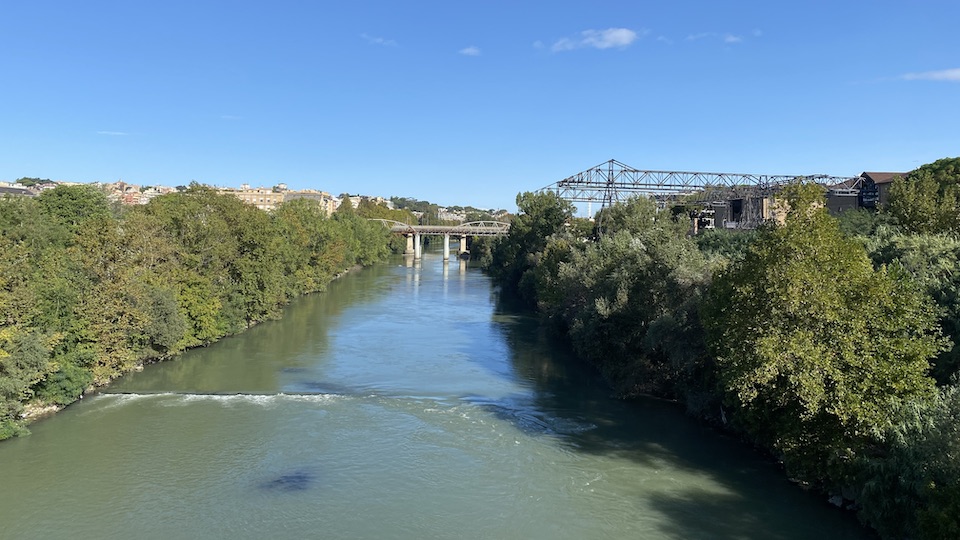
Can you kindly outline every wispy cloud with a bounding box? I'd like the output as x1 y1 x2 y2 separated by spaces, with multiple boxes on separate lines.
551 28 643 52
901 68 960 82
96 130 128 136
459 46 481 57
686 32 745 44
360 33 397 47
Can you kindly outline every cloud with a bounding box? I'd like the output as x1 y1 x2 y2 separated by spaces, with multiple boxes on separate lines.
551 28 642 52
901 68 960 82
360 33 397 47
96 131 128 136
459 46 481 56
687 32 745 44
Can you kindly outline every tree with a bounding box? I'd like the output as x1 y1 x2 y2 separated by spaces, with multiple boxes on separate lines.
702 183 945 483
487 192 573 306
0 329 51 438
885 157 960 235
866 229 960 384
539 227 713 399
857 384 960 539
36 184 112 233
593 195 683 237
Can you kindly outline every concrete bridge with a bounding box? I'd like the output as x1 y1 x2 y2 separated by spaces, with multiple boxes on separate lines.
369 220 510 261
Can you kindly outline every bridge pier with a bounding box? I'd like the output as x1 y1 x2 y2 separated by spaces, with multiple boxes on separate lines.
404 233 414 255
442 233 450 262
458 235 468 257
413 232 422 260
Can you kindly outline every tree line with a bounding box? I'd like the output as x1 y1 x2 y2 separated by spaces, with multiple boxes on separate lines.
478 157 960 539
0 184 395 440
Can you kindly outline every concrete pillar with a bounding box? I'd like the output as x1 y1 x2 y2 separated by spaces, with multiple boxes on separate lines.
413 232 422 260
458 235 468 256
443 233 450 261
404 233 414 255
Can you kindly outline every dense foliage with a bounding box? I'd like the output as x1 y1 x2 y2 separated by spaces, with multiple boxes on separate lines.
0 185 392 439
886 157 960 235
703 184 943 483
484 159 960 539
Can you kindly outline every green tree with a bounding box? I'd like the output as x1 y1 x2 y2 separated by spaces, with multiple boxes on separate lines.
541 228 713 400
0 329 51 438
857 385 960 539
834 208 895 239
702 183 945 483
694 228 757 264
37 184 112 234
487 191 573 305
866 229 960 384
593 195 684 237
885 157 960 234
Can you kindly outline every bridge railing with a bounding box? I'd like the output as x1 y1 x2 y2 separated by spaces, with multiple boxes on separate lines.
369 219 510 237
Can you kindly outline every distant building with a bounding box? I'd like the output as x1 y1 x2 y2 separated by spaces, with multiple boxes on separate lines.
221 186 285 211
283 190 337 215
140 185 176 203
219 186 340 213
105 181 143 205
438 208 466 222
0 185 34 198
368 196 394 209
856 172 907 209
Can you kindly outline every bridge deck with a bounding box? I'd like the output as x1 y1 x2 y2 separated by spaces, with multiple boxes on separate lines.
371 220 510 237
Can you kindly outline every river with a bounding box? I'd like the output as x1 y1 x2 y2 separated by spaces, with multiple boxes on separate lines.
0 251 873 539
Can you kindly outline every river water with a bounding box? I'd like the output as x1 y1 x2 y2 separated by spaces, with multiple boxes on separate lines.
0 252 872 539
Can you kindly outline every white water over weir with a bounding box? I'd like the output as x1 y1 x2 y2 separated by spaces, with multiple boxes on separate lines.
0 251 870 539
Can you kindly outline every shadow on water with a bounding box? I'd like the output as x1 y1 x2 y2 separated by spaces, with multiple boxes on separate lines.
258 469 316 493
487 292 876 539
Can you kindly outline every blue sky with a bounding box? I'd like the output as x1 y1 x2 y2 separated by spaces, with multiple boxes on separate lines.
2 1 958 211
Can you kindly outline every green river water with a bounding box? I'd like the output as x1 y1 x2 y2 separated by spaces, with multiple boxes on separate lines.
0 253 873 539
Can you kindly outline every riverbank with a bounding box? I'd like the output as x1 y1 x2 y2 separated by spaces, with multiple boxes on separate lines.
479 190 960 538
16 263 369 430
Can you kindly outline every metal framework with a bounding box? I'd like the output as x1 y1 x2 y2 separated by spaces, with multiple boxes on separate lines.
538 159 859 228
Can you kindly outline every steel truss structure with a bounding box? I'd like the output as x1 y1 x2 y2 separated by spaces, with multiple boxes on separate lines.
538 159 859 228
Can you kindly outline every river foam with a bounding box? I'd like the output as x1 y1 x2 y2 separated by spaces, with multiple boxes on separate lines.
90 392 348 411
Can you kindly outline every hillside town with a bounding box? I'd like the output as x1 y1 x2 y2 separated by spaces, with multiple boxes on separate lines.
0 178 504 223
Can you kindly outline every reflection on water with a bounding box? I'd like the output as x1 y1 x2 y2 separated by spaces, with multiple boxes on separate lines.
0 251 873 540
